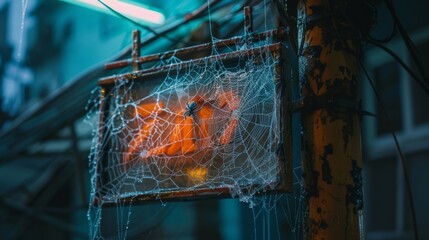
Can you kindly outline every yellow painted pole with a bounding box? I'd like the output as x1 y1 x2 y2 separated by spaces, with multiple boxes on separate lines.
298 0 364 239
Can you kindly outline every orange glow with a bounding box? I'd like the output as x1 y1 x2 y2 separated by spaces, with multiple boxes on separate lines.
165 116 183 155
220 118 238 145
136 102 164 117
148 144 167 156
181 116 196 154
125 102 164 163
196 103 213 147
187 167 208 182
218 91 240 144
125 91 241 163
218 90 240 110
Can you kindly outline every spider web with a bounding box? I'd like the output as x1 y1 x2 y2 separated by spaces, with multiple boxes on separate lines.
86 37 292 238
84 1 307 238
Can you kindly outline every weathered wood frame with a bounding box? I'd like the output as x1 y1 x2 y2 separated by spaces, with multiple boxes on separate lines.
94 8 292 205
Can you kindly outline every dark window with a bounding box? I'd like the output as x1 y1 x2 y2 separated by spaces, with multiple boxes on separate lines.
404 152 429 236
374 61 403 136
364 156 397 231
411 42 429 126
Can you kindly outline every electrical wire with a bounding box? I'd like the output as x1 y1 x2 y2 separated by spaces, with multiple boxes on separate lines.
136 0 222 51
366 28 397 44
365 0 397 43
359 61 419 240
292 0 429 101
383 0 429 88
97 0 184 44
366 38 429 97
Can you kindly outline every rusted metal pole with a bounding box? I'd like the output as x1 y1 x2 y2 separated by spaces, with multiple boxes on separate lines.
298 0 364 239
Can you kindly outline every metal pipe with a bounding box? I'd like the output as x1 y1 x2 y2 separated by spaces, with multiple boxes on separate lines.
298 0 364 239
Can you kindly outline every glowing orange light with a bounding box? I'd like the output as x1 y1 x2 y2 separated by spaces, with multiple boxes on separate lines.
125 91 241 163
220 118 238 145
218 91 240 144
187 167 208 182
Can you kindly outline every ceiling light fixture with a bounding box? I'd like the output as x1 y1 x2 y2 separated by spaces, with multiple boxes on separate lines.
61 0 165 25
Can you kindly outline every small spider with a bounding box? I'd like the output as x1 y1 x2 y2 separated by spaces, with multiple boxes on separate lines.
184 101 198 119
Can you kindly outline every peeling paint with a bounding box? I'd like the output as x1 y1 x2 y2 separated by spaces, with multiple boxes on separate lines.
320 144 333 184
310 218 329 233
298 0 364 239
346 159 363 213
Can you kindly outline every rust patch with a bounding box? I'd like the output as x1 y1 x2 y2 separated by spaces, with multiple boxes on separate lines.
310 218 329 233
303 138 320 198
320 144 333 184
346 159 363 213
303 170 320 199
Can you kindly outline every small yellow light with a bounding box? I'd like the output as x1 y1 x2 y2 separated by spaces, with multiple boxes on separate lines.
187 167 208 182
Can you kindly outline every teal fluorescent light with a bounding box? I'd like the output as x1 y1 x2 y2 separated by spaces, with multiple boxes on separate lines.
61 0 165 25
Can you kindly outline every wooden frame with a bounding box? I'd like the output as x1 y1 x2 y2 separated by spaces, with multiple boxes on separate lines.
93 9 292 205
